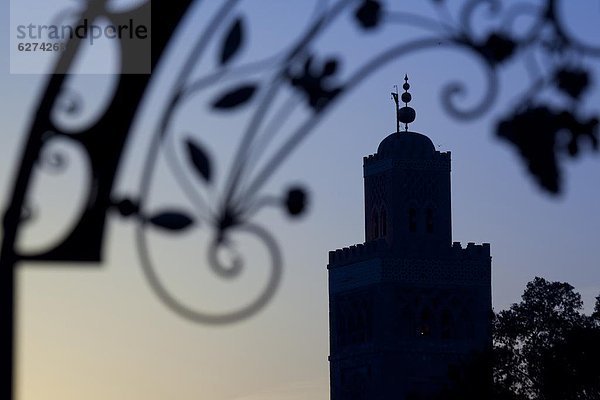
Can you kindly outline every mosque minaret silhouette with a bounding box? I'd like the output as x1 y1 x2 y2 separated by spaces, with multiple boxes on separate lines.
327 76 492 399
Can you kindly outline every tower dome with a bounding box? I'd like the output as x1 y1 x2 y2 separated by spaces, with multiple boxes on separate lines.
383 74 434 159
377 131 435 160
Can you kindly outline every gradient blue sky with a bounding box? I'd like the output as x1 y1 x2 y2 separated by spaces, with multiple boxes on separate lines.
2 1 600 399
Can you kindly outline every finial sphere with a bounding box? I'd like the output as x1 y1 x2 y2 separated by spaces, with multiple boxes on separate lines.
398 106 416 124
403 82 410 91
401 92 412 103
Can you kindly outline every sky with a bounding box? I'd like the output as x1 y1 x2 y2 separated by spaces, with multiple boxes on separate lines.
1 1 600 399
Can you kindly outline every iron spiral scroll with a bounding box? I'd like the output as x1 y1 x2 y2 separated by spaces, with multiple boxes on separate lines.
5 0 600 328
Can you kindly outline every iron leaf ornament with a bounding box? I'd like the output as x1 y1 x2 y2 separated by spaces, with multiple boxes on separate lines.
211 84 257 109
148 211 195 231
220 17 245 66
185 138 213 183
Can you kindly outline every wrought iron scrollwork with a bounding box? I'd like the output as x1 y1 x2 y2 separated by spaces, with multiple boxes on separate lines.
4 0 600 329
114 0 597 325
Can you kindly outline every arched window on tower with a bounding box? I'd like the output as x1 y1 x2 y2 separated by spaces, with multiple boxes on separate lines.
457 308 473 339
371 209 379 240
398 306 413 339
426 207 434 233
418 307 432 337
408 207 417 233
380 207 387 237
441 309 455 339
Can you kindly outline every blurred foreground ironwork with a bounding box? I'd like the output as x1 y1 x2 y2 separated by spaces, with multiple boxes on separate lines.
2 1 599 399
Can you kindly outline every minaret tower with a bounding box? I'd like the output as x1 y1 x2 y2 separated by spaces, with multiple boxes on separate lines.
366 75 452 255
327 77 492 399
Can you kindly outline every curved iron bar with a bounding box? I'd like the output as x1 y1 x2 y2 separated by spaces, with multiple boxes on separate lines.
384 11 456 35
135 219 282 324
549 0 600 56
500 2 546 43
459 0 502 39
432 0 457 31
233 95 302 213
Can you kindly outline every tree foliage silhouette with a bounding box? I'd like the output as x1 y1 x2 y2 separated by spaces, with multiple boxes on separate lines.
493 277 600 400
440 278 600 400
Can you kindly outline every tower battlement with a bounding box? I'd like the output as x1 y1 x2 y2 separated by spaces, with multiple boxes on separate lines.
363 150 451 167
363 150 451 178
328 239 388 266
452 241 491 259
363 152 383 164
328 240 490 267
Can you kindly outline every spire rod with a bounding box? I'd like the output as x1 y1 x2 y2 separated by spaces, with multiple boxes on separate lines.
391 85 400 133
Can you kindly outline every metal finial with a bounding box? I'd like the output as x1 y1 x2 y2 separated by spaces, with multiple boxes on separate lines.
398 74 416 131
391 85 400 133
